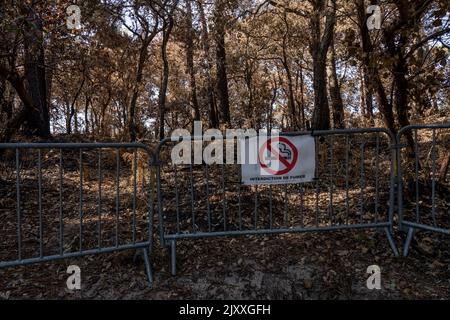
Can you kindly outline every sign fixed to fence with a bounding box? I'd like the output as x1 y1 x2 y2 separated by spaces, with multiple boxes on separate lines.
241 135 315 185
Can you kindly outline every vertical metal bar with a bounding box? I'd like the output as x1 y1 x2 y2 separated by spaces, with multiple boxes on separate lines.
189 162 196 232
170 240 177 276
403 227 415 257
97 150 102 249
79 149 83 253
148 158 154 247
414 129 420 223
385 227 399 256
221 163 227 231
115 148 120 247
300 185 304 228
16 148 21 260
238 167 242 231
396 133 404 231
359 142 365 224
315 138 319 227
142 248 153 287
174 165 181 234
388 132 396 234
156 157 166 247
59 149 64 256
431 129 437 226
374 133 380 223
254 185 258 229
269 185 273 229
345 135 350 225
132 149 137 244
328 138 334 225
204 164 211 232
283 184 288 227
38 149 43 258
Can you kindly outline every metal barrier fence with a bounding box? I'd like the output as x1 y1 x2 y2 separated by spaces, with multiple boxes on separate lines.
397 124 450 256
1 125 447 282
0 143 154 286
156 128 399 275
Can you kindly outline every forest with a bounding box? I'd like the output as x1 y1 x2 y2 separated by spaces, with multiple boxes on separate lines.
0 0 449 143
0 0 449 300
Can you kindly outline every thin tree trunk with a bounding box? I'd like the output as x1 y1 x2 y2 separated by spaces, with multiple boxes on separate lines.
21 4 50 137
356 0 396 134
310 0 335 130
213 0 231 127
84 95 90 134
197 0 219 128
185 0 201 132
327 37 345 129
158 3 177 140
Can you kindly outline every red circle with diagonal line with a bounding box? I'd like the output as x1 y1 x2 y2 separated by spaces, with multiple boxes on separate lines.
259 137 298 175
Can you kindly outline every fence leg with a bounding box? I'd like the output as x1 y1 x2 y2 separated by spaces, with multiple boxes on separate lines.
403 227 415 257
384 227 399 256
170 240 177 276
142 248 153 287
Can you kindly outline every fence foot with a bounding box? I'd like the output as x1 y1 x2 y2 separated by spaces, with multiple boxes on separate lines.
170 240 177 276
384 228 399 256
142 248 153 288
403 227 415 257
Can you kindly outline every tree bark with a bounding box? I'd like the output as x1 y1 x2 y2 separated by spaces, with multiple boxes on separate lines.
197 0 219 128
158 2 177 140
213 0 231 127
185 0 201 132
128 9 159 142
327 37 345 129
356 0 396 134
310 0 335 130
21 4 50 137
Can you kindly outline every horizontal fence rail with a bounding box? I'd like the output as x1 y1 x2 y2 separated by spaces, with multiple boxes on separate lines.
0 143 154 286
397 124 450 256
156 128 399 275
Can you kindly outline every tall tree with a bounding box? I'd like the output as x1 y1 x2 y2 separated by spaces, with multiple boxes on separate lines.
309 0 336 130
20 3 50 137
327 37 345 129
213 0 231 127
184 0 201 130
197 0 219 128
158 0 178 140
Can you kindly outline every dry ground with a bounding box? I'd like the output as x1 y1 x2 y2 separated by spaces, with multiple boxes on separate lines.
0 228 449 300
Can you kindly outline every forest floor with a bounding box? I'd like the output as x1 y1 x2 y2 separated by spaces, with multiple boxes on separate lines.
0 229 449 300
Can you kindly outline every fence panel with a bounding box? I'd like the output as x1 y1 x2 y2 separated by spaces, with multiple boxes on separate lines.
156 128 399 275
0 143 154 286
397 124 450 256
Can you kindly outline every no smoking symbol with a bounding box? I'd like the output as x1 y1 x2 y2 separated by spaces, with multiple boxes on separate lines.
259 137 298 175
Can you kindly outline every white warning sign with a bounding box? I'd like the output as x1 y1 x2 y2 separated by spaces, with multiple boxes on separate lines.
241 135 315 185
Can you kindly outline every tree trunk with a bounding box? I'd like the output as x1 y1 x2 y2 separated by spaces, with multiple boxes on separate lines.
356 0 396 134
158 4 176 140
21 4 50 137
281 10 297 130
309 0 335 130
213 0 231 127
84 95 90 134
360 65 374 123
0 63 38 142
197 0 219 128
0 77 13 121
185 0 201 132
327 37 345 129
